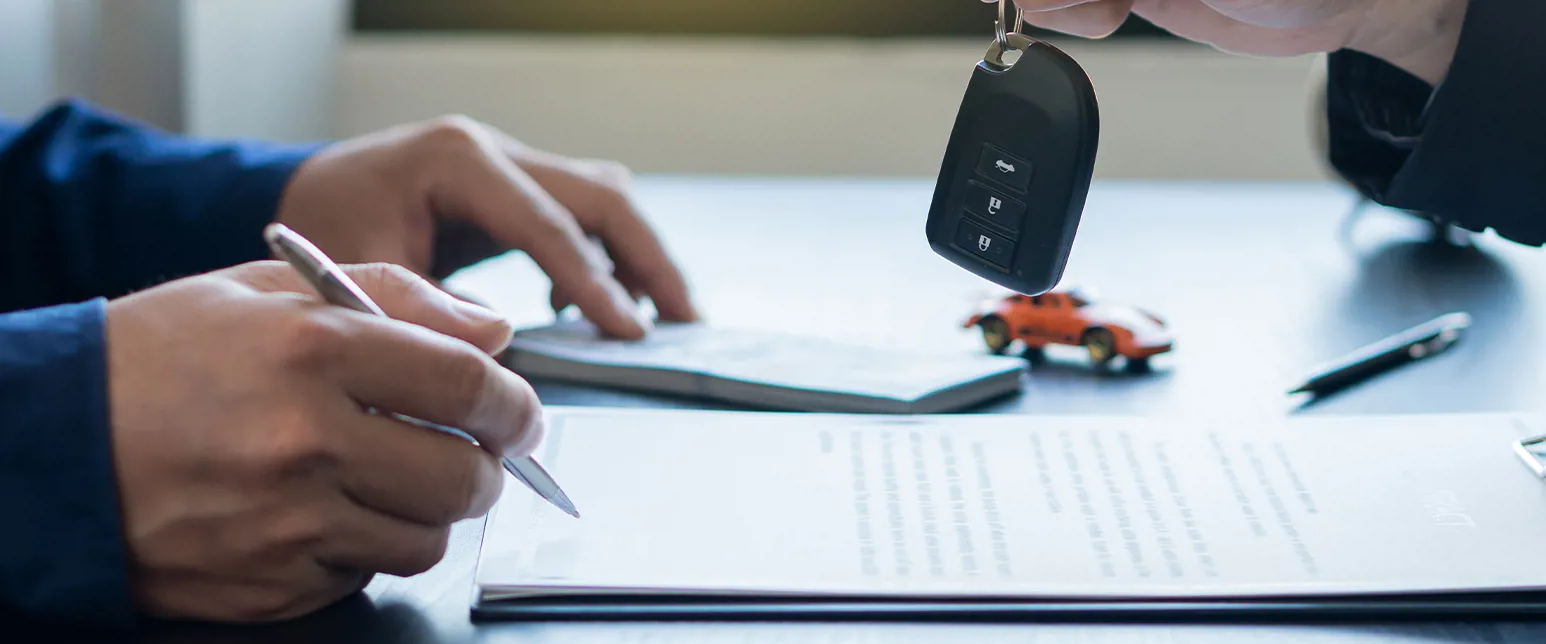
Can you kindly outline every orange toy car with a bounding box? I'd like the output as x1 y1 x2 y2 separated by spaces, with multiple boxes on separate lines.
963 288 1173 370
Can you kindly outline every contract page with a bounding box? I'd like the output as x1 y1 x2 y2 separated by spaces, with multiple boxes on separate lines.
477 408 1546 600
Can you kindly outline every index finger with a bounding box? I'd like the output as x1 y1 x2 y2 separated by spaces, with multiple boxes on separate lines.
225 261 515 357
506 151 699 324
1015 0 1135 38
421 125 653 339
1014 0 1105 10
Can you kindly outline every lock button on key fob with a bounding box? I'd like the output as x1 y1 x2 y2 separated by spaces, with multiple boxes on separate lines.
925 32 1099 296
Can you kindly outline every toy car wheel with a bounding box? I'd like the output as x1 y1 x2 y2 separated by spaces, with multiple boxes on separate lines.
978 316 1012 355
1021 346 1047 363
1126 356 1151 373
1082 327 1117 366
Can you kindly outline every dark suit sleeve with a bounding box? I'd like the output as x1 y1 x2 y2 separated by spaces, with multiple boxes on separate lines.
0 99 320 312
1324 0 1546 245
0 300 130 628
0 101 319 627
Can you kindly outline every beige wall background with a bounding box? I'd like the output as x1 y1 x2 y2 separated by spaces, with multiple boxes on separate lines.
0 0 1335 182
336 36 1333 182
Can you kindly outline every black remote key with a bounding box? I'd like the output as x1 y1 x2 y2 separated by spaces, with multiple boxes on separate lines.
925 33 1099 296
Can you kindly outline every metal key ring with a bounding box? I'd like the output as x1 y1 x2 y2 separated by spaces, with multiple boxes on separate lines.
986 0 1026 51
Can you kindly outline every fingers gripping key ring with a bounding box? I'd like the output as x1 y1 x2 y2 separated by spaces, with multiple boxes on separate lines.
985 0 1026 51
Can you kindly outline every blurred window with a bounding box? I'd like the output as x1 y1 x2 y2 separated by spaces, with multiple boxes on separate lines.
352 1 1170 39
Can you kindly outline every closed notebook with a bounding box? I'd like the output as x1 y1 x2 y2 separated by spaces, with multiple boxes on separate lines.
500 321 1026 413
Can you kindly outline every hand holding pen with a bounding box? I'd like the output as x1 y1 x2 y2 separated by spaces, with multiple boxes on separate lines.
104 238 570 621
265 223 578 518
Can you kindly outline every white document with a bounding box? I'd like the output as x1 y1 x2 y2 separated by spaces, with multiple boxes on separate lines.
502 321 1025 413
476 408 1546 602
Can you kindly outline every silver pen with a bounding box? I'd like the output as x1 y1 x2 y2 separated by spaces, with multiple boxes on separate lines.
263 222 579 518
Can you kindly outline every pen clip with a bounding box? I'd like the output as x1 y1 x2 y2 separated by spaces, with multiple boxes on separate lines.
263 223 385 316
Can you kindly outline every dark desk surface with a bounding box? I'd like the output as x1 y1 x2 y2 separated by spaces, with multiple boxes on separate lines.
106 178 1546 642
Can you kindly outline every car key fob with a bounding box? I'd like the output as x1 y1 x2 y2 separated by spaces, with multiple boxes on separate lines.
925 33 1099 296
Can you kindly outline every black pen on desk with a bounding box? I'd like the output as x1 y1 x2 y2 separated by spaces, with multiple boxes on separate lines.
262 222 579 519
1287 312 1471 397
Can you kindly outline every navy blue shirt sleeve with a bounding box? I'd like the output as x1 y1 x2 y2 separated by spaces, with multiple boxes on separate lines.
0 300 129 627
0 100 320 627
0 99 320 311
1325 0 1546 245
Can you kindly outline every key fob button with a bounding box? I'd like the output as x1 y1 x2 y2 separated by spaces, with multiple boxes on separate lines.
954 219 1015 269
976 144 1033 192
963 181 1026 234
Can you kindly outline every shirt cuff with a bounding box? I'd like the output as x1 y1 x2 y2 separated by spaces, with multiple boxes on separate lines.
1329 49 1436 145
1323 49 1436 204
0 300 134 628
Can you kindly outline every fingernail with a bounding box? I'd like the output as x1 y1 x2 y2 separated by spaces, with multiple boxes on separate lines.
453 299 508 327
466 368 545 459
510 411 546 459
611 287 653 333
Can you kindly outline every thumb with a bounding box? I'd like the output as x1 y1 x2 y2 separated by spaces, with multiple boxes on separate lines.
232 260 514 356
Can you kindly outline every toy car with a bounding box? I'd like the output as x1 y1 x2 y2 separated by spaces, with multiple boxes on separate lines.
963 288 1173 370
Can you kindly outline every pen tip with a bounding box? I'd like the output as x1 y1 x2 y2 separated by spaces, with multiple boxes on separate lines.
552 495 580 519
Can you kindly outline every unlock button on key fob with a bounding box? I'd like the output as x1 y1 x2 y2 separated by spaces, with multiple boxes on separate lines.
954 219 1015 269
964 181 1026 233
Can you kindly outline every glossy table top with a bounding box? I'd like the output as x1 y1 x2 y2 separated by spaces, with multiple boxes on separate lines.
73 178 1546 641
